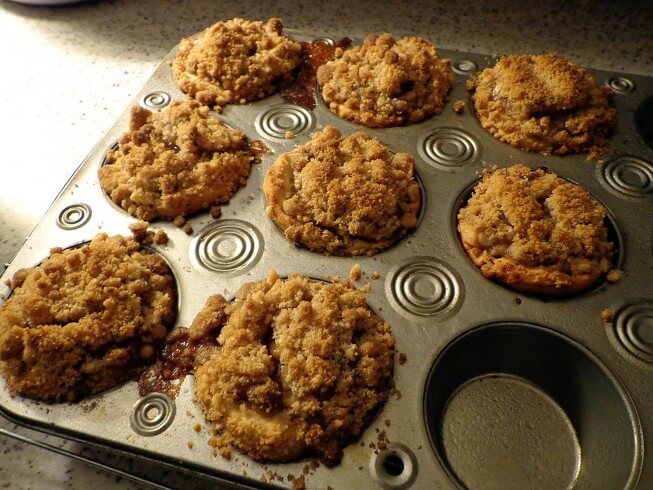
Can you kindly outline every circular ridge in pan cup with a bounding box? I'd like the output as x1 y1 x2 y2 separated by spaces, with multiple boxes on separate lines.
424 323 642 489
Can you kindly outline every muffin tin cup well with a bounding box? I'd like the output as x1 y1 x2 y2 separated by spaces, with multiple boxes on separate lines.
424 323 642 490
0 29 652 489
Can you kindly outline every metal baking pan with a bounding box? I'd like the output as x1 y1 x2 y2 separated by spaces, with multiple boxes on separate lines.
1 28 652 489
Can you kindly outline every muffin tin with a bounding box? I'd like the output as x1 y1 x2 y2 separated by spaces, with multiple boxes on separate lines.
1 29 653 489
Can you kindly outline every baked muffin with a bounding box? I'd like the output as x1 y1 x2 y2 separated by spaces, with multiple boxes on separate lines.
99 100 257 221
173 17 301 107
317 33 454 127
0 234 176 402
467 53 617 155
191 271 394 465
264 126 421 256
457 165 613 295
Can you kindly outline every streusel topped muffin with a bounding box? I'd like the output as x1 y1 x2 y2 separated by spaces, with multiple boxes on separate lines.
264 126 421 256
317 33 454 127
99 100 256 221
457 165 613 295
0 234 176 402
467 53 617 155
192 271 395 465
173 17 301 107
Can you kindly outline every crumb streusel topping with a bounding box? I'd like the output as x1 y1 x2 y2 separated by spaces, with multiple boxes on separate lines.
0 234 176 402
457 165 613 295
99 100 256 221
467 53 617 155
191 271 395 464
317 33 454 127
173 17 301 107
264 126 421 256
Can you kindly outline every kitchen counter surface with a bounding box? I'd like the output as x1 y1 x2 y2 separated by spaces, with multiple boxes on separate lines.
0 0 651 488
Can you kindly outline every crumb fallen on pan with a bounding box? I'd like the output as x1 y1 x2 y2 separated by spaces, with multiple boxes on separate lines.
350 263 362 281
601 309 613 322
606 268 623 282
154 229 169 245
210 206 222 219
372 271 381 280
453 100 466 113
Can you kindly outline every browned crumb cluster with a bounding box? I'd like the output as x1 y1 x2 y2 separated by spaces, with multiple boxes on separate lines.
99 100 257 221
453 100 466 114
317 33 454 127
349 264 362 281
457 165 613 295
191 271 395 465
0 234 176 402
173 17 301 107
129 221 169 246
467 53 617 155
264 126 421 256
607 268 623 282
601 309 613 322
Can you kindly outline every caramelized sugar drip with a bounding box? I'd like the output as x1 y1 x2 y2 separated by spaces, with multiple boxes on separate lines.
281 38 352 109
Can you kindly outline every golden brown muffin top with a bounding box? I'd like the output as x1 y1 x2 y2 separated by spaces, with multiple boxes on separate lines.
99 100 256 221
173 17 301 107
317 33 454 127
467 53 617 155
457 165 613 295
192 271 395 465
264 126 421 256
0 234 176 402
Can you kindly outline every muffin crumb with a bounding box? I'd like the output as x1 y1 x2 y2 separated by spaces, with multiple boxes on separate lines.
99 101 256 221
154 229 169 245
285 130 295 139
210 206 222 219
467 53 616 155
457 165 613 295
372 271 381 280
453 100 466 113
183 224 194 235
606 269 623 282
0 234 176 401
601 308 613 322
350 264 362 281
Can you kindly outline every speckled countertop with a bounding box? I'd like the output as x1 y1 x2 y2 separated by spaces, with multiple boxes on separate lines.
0 0 651 488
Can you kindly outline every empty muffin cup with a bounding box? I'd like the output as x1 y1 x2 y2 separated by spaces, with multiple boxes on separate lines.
424 323 642 489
